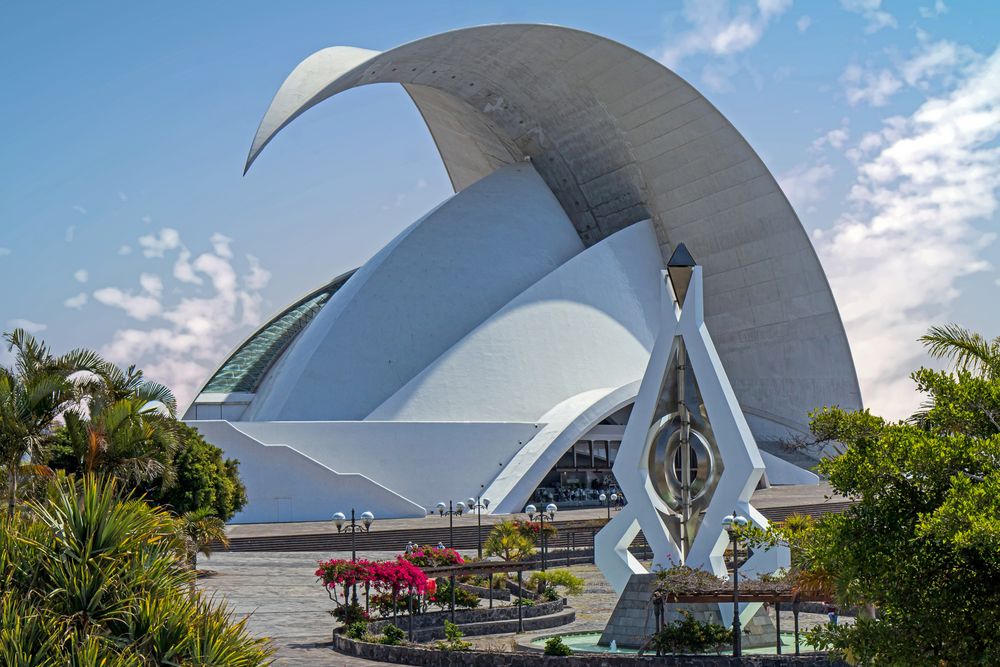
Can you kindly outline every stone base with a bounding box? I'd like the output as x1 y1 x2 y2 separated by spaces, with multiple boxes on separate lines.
598 573 777 650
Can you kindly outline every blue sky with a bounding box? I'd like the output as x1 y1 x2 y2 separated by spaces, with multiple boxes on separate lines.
1 1 998 418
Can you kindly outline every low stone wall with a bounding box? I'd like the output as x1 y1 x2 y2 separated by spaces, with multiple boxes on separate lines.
460 581 512 601
369 599 565 634
332 634 847 666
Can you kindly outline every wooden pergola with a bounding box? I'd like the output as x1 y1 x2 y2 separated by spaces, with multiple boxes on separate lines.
421 559 543 633
656 588 831 656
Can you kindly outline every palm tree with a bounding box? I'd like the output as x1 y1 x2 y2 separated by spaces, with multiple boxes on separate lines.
919 324 1000 379
59 360 178 488
181 508 229 571
483 520 537 562
0 329 103 516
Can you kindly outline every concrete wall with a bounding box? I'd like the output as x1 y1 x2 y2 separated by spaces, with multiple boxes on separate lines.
244 164 583 422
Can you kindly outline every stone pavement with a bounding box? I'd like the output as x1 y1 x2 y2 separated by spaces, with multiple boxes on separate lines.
225 483 846 540
200 484 849 665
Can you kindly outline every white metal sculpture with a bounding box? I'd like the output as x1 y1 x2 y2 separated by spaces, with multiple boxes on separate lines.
595 245 788 595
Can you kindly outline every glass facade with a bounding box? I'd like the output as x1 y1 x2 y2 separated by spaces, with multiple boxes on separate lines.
201 270 357 394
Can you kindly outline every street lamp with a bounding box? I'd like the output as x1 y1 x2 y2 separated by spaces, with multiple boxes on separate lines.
722 512 748 657
525 503 557 572
599 492 619 520
466 495 490 559
435 500 467 548
333 509 375 603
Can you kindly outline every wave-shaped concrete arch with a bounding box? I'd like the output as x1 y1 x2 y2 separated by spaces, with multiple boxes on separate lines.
245 23 861 436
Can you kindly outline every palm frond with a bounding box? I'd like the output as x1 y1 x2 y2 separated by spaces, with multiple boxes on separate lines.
919 324 1000 378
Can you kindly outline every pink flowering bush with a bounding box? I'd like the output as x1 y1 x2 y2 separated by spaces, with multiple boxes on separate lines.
316 556 431 620
401 545 465 568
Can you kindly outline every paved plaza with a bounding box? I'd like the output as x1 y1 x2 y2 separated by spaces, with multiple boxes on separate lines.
198 484 847 665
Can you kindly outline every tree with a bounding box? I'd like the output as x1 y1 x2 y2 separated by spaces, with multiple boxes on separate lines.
801 370 1000 663
181 508 230 571
919 323 1000 379
483 520 537 562
57 360 178 487
151 422 247 521
0 474 271 664
0 329 102 516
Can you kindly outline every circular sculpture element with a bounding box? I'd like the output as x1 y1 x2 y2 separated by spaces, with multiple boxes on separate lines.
645 414 716 511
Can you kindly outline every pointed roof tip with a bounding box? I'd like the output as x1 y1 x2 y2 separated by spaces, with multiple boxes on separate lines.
667 243 697 267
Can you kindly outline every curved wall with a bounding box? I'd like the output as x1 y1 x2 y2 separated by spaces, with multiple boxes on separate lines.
245 24 861 434
367 220 663 422
244 164 583 421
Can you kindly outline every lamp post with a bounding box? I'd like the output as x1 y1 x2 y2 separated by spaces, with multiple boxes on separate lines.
722 512 748 657
599 492 618 520
525 503 557 572
333 509 374 603
435 500 467 548
435 500 466 623
466 495 490 559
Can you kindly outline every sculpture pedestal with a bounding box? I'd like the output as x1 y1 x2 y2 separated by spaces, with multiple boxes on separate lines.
598 573 777 650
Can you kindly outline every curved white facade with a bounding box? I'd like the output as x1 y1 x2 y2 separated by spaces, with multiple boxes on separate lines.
185 25 861 523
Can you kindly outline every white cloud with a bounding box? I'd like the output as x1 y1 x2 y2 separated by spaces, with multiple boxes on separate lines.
73 269 88 283
173 249 202 284
65 225 76 243
244 254 271 291
97 232 272 411
813 122 851 151
0 248 10 257
210 232 233 259
796 15 811 32
118 245 133 255
141 214 152 224
139 273 163 297
919 0 948 18
900 36 978 88
118 192 128 202
93 287 162 321
842 64 903 107
778 162 836 212
840 0 897 33
7 319 47 334
138 228 181 258
816 45 1000 418
72 205 87 215
64 292 88 310
657 0 792 68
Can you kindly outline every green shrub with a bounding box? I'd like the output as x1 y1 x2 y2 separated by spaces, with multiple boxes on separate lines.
434 620 472 651
543 587 560 601
528 568 585 595
544 636 573 656
380 624 406 645
652 611 732 655
431 578 480 610
513 597 534 606
345 621 368 640
333 601 369 625
0 475 271 665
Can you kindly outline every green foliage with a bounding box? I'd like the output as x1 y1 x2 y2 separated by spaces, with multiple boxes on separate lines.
527 568 584 596
542 587 560 601
332 601 369 625
380 624 406 646
434 620 471 651
543 636 573 656
512 597 534 607
431 578 480 610
0 474 271 664
151 422 247 521
652 611 732 655
483 519 536 562
798 350 1000 665
345 621 368 640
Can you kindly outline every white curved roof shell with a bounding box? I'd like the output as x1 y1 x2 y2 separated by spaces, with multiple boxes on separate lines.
244 24 861 436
